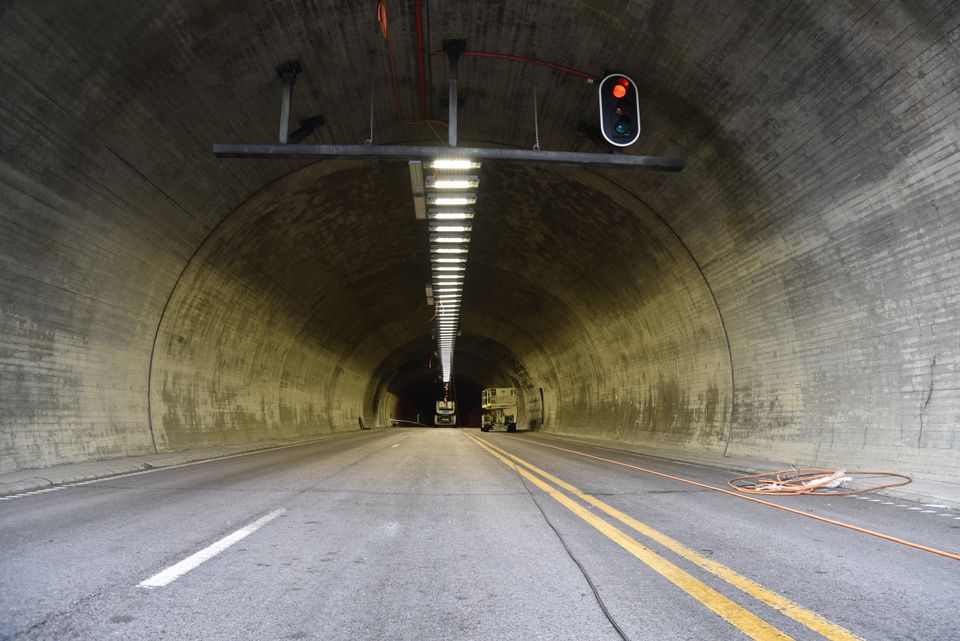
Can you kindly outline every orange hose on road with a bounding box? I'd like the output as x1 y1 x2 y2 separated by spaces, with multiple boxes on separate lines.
499 435 960 562
729 468 912 496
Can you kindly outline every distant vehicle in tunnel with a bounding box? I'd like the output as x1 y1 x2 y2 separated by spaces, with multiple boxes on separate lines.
434 399 457 426
481 387 517 432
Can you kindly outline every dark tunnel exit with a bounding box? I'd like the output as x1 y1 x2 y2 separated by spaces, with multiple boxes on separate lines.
392 374 485 427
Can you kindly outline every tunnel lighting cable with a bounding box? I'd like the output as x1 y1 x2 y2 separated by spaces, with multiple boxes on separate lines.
461 429 631 641
472 435 866 641
503 435 960 563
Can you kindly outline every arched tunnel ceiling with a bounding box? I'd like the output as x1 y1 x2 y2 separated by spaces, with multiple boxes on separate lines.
1 2 959 483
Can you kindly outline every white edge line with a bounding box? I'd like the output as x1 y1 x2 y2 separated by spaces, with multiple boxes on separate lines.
138 508 286 589
2 431 375 502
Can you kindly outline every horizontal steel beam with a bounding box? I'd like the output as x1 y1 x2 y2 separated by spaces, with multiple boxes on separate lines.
212 143 685 171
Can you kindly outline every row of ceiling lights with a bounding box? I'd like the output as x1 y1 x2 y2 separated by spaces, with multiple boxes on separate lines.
409 159 481 384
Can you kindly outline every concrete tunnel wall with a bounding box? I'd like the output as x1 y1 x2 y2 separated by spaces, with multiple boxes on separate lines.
1 1 959 483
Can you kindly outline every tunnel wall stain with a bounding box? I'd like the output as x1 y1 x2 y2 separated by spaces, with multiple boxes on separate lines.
148 162 424 451
471 166 733 453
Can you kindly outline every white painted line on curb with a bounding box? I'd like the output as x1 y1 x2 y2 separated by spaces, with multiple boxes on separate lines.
1 431 378 502
138 508 286 589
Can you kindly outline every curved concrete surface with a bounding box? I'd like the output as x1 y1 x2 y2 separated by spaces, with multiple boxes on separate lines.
1 2 958 483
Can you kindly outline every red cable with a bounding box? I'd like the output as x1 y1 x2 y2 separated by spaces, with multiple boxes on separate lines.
414 0 427 117
432 50 599 81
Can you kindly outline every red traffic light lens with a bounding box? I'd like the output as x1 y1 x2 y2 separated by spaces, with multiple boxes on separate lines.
612 84 627 98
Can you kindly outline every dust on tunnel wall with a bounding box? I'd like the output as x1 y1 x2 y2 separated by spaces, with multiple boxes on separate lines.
463 165 733 452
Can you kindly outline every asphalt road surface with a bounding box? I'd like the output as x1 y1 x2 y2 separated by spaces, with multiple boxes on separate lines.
1 428 958 640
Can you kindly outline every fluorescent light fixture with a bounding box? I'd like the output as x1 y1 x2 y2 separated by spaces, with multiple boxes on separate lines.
435 287 462 292
431 236 470 243
435 274 464 280
431 247 468 254
433 266 465 271
432 257 466 263
429 211 474 220
427 176 479 190
430 159 480 170
430 225 472 233
428 195 476 206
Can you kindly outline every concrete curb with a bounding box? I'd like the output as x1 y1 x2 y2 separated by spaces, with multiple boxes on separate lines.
0 430 382 498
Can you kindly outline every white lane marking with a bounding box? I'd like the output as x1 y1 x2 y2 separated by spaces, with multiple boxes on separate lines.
937 513 952 517
392 444 400 448
881 502 894 505
868 499 882 502
920 510 938 513
908 507 923 510
923 504 948 509
138 508 286 589
0 487 63 500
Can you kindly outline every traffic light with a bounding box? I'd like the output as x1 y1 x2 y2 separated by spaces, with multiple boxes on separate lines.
598 73 641 147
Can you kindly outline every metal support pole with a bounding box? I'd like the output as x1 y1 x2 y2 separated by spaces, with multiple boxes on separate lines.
276 61 301 145
443 40 465 147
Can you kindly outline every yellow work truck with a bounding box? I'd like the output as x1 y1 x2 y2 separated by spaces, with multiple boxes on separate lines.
434 399 456 426
481 387 517 432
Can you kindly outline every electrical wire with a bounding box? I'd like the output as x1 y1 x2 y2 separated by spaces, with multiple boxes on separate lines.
376 1 448 135
728 468 912 496
494 433 630 641
414 0 427 117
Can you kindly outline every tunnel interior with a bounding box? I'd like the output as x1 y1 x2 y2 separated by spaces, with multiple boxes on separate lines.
1 1 959 486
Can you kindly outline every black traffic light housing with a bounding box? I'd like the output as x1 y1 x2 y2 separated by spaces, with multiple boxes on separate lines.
598 73 641 147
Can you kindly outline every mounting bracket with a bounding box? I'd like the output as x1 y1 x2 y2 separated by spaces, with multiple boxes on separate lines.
276 60 302 144
442 40 466 147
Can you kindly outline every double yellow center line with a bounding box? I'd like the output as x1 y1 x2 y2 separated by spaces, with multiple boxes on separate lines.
466 433 865 641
